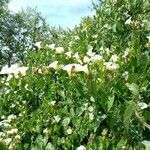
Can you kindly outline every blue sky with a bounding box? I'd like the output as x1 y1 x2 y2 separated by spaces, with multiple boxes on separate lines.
8 0 98 29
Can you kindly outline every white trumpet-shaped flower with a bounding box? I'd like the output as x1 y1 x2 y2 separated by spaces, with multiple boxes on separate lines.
66 127 73 135
65 51 72 58
55 47 64 54
104 62 119 70
76 145 86 150
83 56 90 63
146 36 150 41
142 140 150 148
0 64 19 75
35 42 41 49
15 67 28 76
53 115 61 123
48 44 55 50
91 55 103 62
73 52 82 64
110 54 118 62
63 64 89 76
87 49 95 57
138 102 148 110
49 61 59 70
125 17 132 25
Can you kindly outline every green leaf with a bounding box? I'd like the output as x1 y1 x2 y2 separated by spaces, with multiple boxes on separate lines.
128 73 139 83
35 135 47 150
101 93 115 113
107 94 115 112
123 101 136 130
126 83 139 96
116 137 127 149
62 117 70 127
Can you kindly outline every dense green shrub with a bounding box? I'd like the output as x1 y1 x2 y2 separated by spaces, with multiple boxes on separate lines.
0 0 150 149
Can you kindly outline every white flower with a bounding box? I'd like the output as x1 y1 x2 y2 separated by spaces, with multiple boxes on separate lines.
37 68 42 74
54 115 61 123
88 106 94 112
1 115 6 119
7 128 18 134
35 42 41 49
142 140 150 148
61 137 65 144
14 67 28 76
73 52 80 60
11 128 18 133
15 135 21 140
73 52 82 64
43 128 48 134
138 102 148 110
19 67 28 76
48 44 55 50
80 64 89 74
2 122 11 128
91 55 103 62
9 144 13 149
90 96 95 102
83 56 90 63
6 74 13 81
1 80 4 84
7 114 16 121
65 51 72 58
10 103 16 108
125 17 132 25
66 127 72 135
103 24 111 29
63 64 74 76
5 82 9 86
49 61 59 70
4 138 12 145
104 62 119 70
122 71 129 81
73 52 83 64
146 36 150 41
110 54 118 62
25 84 29 91
105 48 110 55
123 48 130 58
63 64 89 75
55 47 64 54
100 47 104 51
22 101 26 104
76 145 86 150
87 49 95 57
49 101 56 106
14 74 19 79
0 63 19 75
89 113 94 121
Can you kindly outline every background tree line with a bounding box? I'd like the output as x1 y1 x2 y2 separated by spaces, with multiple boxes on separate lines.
0 0 68 69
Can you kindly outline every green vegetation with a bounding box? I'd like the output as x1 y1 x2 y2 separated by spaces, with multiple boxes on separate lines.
0 0 150 149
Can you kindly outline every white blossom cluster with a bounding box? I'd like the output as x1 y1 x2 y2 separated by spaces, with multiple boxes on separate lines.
0 64 28 77
104 54 119 70
0 115 21 149
0 44 122 82
35 42 65 54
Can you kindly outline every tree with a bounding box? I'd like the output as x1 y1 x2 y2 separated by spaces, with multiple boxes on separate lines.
0 6 53 68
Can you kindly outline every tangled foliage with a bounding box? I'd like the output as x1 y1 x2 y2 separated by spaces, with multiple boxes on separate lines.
0 0 150 149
